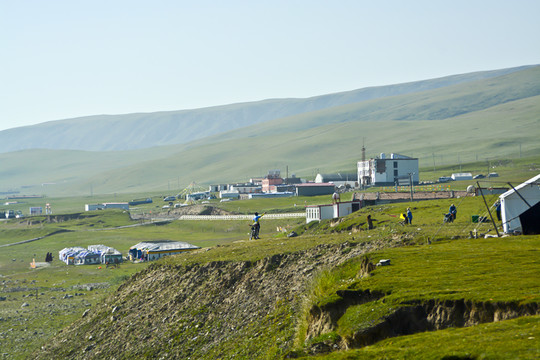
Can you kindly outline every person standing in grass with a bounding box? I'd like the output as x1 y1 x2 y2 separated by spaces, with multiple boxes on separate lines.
367 214 374 230
407 207 413 225
449 203 457 221
252 212 265 239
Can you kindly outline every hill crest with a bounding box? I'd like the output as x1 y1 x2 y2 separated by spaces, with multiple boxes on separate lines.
0 65 533 153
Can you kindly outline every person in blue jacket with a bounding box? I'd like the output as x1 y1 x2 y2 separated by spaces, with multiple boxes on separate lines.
252 212 265 239
449 204 457 221
407 207 413 225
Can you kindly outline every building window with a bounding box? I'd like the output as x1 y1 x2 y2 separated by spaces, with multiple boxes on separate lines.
394 161 398 168
394 169 398 177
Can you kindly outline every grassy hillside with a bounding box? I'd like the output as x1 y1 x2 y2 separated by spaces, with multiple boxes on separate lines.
0 66 531 153
53 98 540 196
0 194 534 359
1 66 539 197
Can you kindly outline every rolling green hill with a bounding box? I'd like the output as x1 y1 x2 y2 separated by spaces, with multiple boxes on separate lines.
1 65 539 196
0 65 533 153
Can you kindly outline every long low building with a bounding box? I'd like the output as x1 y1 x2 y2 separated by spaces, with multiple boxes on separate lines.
129 241 200 261
85 202 129 211
295 183 336 197
248 192 295 199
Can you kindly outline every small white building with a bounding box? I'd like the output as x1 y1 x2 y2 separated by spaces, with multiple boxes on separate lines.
306 200 362 223
358 153 419 187
451 173 473 181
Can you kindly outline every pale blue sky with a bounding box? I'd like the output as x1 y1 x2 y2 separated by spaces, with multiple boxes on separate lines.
1 0 539 131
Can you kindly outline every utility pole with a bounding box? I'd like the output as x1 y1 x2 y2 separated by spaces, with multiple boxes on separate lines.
409 173 414 201
362 138 366 162
477 182 500 237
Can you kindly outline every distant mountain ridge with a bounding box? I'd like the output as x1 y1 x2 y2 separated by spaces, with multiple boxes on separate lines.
0 65 533 153
1 64 539 197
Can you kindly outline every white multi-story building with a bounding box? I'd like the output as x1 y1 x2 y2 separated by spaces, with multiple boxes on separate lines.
357 153 419 187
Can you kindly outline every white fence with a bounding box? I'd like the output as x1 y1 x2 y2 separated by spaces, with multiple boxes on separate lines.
176 213 306 221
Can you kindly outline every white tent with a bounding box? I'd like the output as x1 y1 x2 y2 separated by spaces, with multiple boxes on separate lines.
499 174 540 234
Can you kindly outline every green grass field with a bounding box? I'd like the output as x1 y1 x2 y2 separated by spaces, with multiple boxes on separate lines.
1 161 539 359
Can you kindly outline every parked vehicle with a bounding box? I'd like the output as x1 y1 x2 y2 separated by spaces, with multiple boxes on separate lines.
438 176 453 183
163 196 176 201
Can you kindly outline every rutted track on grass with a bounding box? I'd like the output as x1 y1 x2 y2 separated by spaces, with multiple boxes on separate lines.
0 229 72 248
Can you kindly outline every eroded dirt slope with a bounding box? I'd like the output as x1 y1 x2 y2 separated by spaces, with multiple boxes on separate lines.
37 238 396 359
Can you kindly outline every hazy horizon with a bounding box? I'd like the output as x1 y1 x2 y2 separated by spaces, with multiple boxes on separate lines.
2 0 539 131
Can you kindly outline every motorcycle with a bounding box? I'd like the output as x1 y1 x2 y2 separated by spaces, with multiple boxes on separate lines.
443 212 455 223
249 224 259 240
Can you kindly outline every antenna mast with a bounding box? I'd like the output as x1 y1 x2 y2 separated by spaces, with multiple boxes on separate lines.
362 137 366 162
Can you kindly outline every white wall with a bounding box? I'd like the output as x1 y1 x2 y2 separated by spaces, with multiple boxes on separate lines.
320 205 334 220
500 175 540 233
334 203 354 218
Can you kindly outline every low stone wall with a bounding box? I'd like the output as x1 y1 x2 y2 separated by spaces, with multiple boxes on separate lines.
353 191 470 202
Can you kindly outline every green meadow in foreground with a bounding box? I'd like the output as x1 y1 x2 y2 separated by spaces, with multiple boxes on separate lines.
302 316 540 360
292 236 540 353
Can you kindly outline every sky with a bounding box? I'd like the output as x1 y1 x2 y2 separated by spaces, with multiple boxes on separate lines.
1 0 539 132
